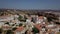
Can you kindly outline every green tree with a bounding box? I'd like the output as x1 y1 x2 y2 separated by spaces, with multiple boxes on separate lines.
47 17 58 22
19 23 23 27
6 30 14 34
5 22 9 25
0 28 3 34
18 15 23 21
32 27 39 34
12 27 17 31
47 17 52 22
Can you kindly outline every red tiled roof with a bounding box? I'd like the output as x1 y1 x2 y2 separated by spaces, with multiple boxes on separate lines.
15 26 24 31
39 16 44 19
0 16 9 18
34 24 41 30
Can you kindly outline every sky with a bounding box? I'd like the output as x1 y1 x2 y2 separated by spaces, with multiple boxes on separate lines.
0 0 60 10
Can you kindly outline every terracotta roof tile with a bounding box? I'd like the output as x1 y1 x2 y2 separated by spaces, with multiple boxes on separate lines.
34 24 41 30
15 26 24 31
39 16 44 19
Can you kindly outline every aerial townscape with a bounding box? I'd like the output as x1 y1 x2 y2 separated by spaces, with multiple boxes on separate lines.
0 9 60 34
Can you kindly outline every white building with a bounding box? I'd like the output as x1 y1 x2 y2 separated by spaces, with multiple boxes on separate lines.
0 22 5 28
0 15 14 22
59 17 60 22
